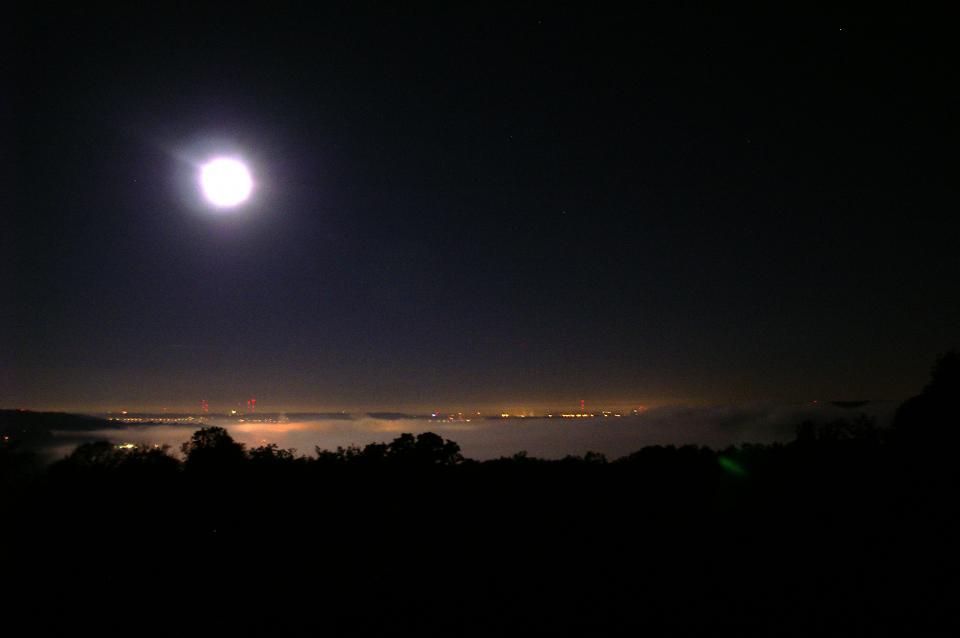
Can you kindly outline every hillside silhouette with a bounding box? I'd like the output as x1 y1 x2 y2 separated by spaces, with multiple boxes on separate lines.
2 354 958 636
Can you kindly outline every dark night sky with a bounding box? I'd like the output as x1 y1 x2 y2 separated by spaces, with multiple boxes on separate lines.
5 2 959 412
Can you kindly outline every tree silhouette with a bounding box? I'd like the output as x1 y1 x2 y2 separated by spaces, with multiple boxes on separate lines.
248 443 298 464
180 426 246 472
893 350 960 446
312 433 463 467
387 432 463 466
63 441 125 469
923 350 960 396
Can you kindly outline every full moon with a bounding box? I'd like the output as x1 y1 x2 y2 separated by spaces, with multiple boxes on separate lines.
199 157 253 208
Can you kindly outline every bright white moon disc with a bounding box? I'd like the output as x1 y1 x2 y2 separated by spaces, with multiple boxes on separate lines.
199 158 253 208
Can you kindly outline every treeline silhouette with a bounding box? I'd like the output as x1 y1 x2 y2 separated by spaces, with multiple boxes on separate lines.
2 353 958 636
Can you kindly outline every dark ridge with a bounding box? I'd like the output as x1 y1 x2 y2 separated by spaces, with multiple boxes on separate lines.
283 412 355 420
832 400 872 409
0 409 118 432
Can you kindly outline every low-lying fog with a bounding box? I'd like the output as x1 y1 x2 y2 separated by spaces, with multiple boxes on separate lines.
49 402 896 461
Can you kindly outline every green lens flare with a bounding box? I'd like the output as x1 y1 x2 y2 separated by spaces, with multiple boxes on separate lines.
718 456 747 477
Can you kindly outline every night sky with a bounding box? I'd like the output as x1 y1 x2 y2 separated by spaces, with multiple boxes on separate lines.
6 3 959 412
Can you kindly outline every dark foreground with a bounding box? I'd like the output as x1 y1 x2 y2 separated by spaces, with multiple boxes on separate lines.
3 359 959 636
